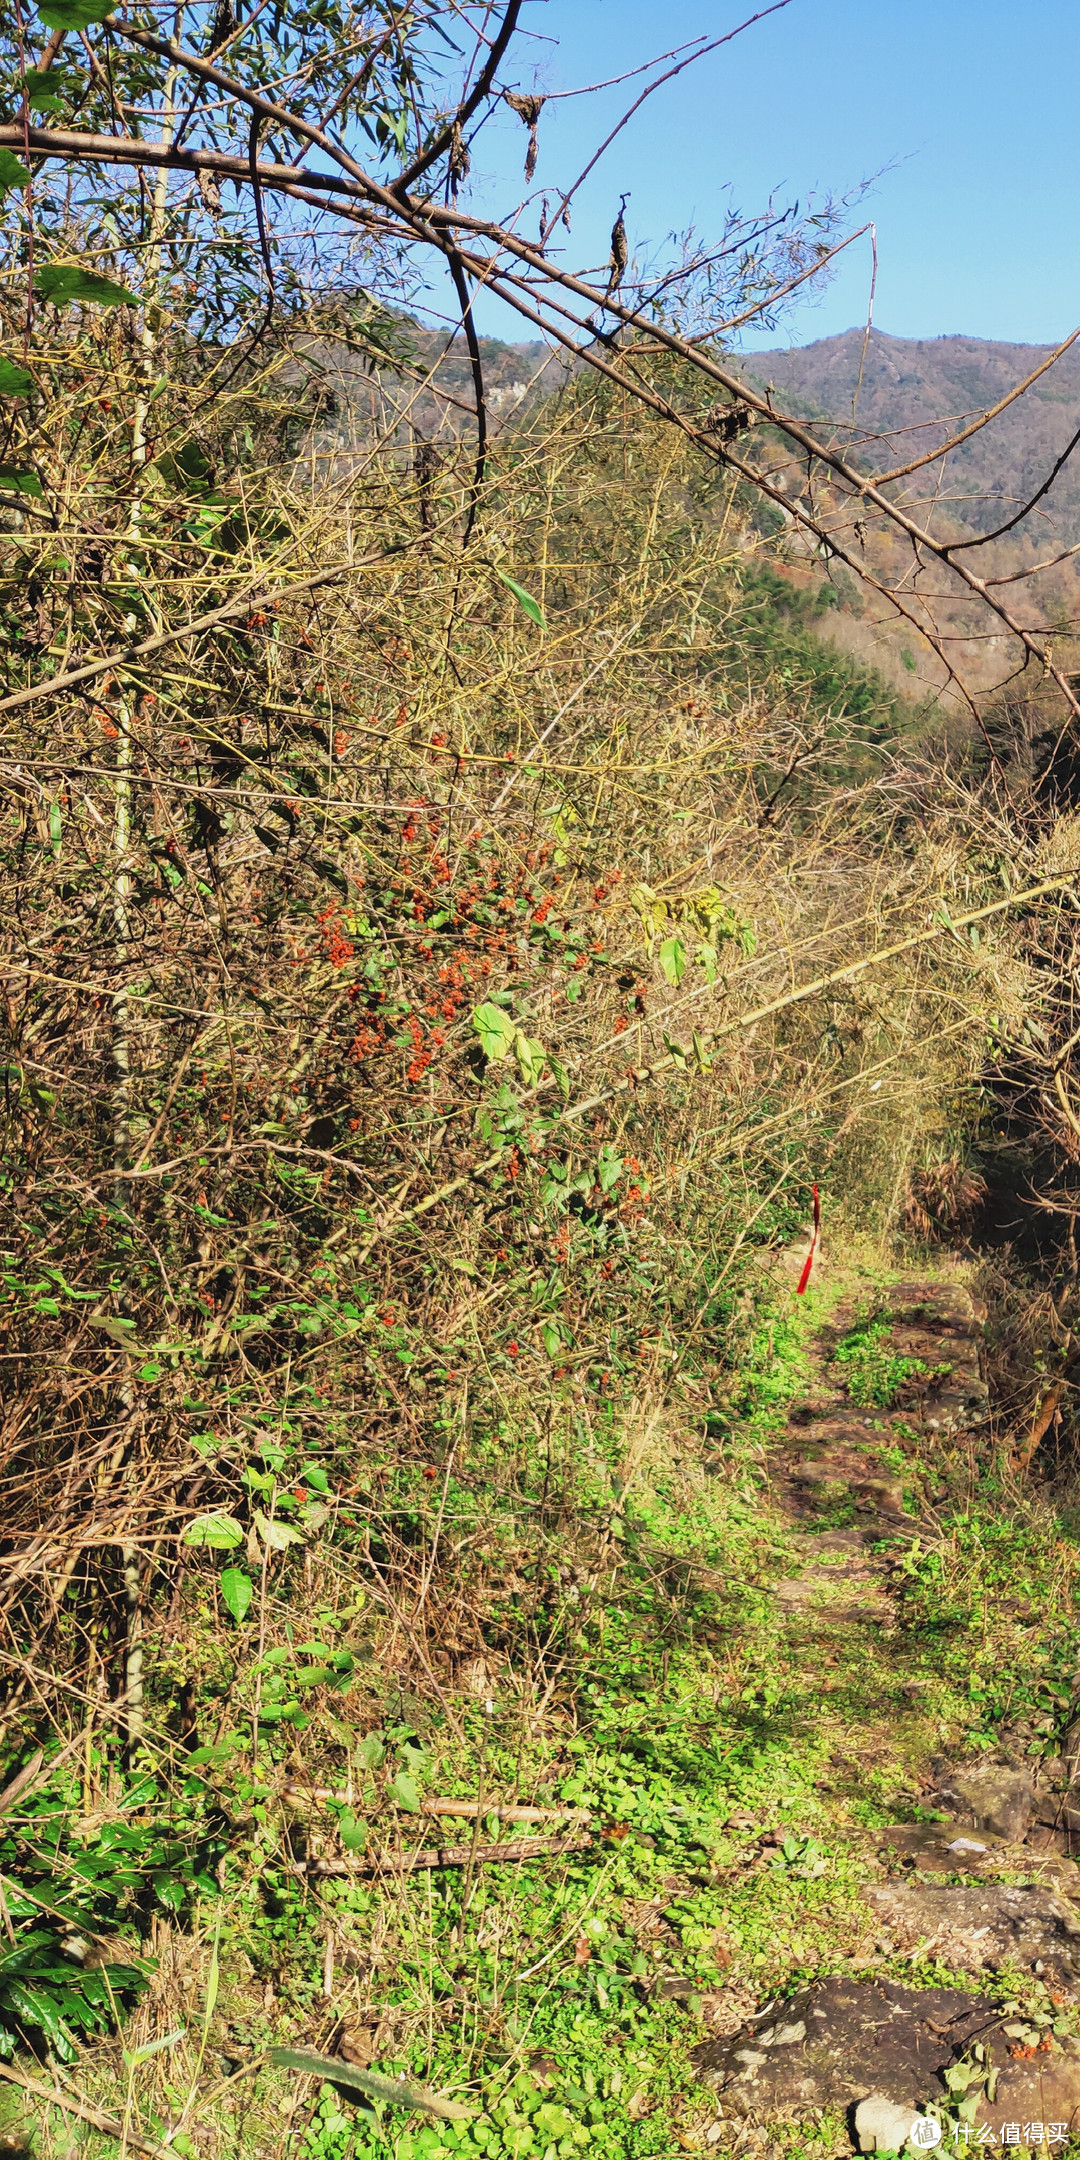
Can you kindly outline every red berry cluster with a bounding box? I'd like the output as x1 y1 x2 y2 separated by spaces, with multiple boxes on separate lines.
317 905 355 970
295 789 627 1132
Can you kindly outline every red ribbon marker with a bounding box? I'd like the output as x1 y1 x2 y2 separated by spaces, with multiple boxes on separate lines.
796 1183 820 1296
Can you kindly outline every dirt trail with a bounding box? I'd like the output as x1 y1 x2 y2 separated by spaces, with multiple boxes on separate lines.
694 1276 1080 2153
771 1282 988 1633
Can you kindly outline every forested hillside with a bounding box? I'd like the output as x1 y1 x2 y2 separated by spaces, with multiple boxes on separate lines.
733 330 1080 692
738 329 1080 542
4 8 1080 2159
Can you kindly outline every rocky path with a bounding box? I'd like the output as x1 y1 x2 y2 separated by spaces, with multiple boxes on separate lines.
693 1277 1080 2155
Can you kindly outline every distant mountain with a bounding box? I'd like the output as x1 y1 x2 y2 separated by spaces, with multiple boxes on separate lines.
736 328 1080 544
300 318 1080 701
309 327 569 453
311 321 1080 551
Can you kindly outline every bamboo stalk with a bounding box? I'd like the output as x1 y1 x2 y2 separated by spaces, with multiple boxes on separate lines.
281 1785 588 1822
292 1830 592 1876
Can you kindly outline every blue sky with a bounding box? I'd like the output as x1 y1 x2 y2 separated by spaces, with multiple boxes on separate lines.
460 0 1080 353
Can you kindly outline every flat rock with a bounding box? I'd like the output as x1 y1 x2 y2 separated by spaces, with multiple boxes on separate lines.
694 1975 1000 2113
935 1762 1033 1841
788 1452 908 1517
854 2094 924 2153
872 1823 1073 1880
1027 1824 1080 1859
873 1823 1010 1870
1035 1789 1080 1839
774 1533 894 1625
693 1976 1080 2140
973 2048 1080 2145
875 1284 990 1432
865 1879 1080 1984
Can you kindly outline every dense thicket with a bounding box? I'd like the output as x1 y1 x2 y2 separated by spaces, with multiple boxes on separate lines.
0 306 1047 2113
4 7 1080 2148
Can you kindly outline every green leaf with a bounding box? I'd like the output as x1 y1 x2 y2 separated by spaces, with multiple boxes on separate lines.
88 1314 138 1344
23 68 62 111
152 441 216 496
269 2050 476 2122
182 1511 244 1551
186 1732 243 1766
494 568 545 630
541 1320 561 1358
125 2027 186 2065
36 0 112 29
943 2063 980 2094
697 941 718 985
471 1001 517 1061
691 1031 712 1073
658 936 687 988
596 1145 623 1194
0 150 30 193
253 1509 303 1551
0 1933 52 1971
0 467 43 498
388 1770 421 1812
355 1732 384 1771
204 1910 221 2024
513 1030 546 1086
547 1055 570 1101
0 358 32 398
339 1812 367 1852
4 1979 65 2042
39 1266 97 1299
219 1568 252 1623
630 881 665 941
35 265 139 309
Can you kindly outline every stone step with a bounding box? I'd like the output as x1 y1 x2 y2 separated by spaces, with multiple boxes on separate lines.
693 1975 1080 2145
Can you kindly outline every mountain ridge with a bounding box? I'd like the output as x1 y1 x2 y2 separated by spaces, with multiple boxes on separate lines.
734 326 1080 543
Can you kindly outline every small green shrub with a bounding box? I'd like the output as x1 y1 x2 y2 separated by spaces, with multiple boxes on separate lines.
0 1930 143 2061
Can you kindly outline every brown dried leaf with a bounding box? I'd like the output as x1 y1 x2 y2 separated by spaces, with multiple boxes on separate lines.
503 92 544 180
